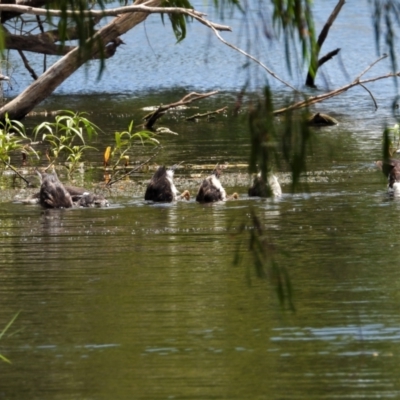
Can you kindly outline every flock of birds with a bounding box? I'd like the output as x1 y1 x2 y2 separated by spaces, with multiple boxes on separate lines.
24 165 282 209
21 158 398 209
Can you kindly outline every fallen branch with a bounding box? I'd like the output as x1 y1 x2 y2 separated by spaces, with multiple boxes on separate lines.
143 91 219 129
1 160 31 186
274 68 400 115
186 106 227 121
106 147 162 187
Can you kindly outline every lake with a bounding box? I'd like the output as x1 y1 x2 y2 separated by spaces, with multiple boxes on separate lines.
1 1 400 399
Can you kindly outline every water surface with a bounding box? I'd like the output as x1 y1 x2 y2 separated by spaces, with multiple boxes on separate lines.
1 1 400 399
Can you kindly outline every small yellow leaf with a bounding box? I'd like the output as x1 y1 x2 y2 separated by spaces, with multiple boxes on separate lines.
104 146 111 166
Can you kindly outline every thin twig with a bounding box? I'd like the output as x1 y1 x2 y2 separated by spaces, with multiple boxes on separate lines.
1 160 31 186
17 50 38 80
144 91 219 128
208 26 300 93
106 147 162 187
355 53 388 82
360 83 378 110
186 106 227 121
274 71 400 115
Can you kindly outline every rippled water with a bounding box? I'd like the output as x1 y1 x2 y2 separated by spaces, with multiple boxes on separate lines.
2 1 400 399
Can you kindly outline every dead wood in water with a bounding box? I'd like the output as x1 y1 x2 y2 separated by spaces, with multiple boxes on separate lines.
274 55 392 115
186 106 227 121
143 91 219 129
306 0 345 88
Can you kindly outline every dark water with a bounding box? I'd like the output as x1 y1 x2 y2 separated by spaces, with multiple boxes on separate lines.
2 1 400 399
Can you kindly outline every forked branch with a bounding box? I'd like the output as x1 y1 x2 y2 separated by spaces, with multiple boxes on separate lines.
143 91 219 129
273 56 399 115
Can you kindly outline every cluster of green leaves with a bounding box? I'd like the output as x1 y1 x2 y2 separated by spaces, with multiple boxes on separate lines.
106 120 159 171
0 110 159 177
0 114 38 166
33 111 99 174
271 0 316 75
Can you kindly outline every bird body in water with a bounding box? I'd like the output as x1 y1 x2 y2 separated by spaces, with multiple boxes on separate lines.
196 168 238 203
248 173 282 198
145 166 190 202
376 159 400 195
39 171 74 209
24 171 109 208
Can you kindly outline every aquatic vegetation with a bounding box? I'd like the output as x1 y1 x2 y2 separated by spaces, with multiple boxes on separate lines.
106 120 159 169
33 111 99 175
103 120 159 185
0 312 20 364
0 114 38 167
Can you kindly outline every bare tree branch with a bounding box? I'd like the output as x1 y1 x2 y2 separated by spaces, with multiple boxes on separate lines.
355 53 388 81
186 106 227 121
143 91 219 128
359 83 378 110
274 70 400 115
207 26 300 93
0 4 231 32
106 148 162 187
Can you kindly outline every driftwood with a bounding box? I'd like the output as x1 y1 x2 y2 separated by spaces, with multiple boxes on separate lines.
143 91 219 129
186 106 227 121
306 0 345 88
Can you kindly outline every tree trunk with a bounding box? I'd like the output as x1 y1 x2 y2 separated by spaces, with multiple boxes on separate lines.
0 0 161 120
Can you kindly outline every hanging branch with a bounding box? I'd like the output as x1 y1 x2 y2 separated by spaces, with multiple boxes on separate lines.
306 0 346 88
143 91 219 129
18 50 38 80
359 83 378 110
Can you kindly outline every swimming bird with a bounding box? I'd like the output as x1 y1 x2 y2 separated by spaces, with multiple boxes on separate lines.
376 159 400 195
248 173 282 198
196 167 238 203
144 165 190 202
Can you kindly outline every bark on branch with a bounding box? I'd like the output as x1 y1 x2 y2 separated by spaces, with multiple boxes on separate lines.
0 4 231 32
186 106 227 121
143 91 219 129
